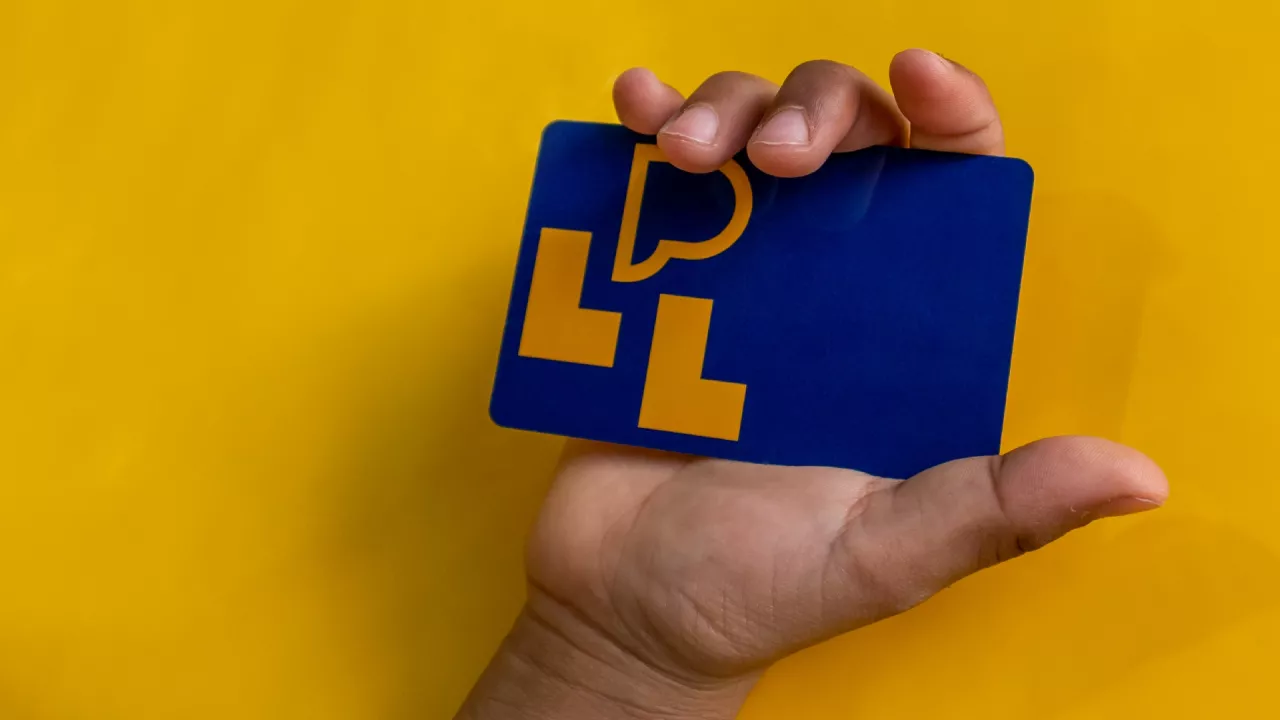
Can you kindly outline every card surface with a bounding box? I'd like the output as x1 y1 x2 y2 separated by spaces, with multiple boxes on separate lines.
490 120 1033 478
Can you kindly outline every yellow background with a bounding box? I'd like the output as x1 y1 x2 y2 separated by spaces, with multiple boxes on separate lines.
2 1 1277 718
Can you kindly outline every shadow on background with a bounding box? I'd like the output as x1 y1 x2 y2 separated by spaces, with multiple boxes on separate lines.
316 258 561 719
744 192 1253 718
313 192 1183 718
1002 192 1173 446
745 513 1280 719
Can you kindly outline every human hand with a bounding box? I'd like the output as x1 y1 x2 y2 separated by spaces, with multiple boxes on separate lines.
458 50 1169 720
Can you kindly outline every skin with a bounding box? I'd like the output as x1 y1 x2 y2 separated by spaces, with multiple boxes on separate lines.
457 50 1169 720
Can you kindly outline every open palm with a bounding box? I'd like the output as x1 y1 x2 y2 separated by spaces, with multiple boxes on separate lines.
460 51 1168 720
526 50 1167 682
529 436 1164 683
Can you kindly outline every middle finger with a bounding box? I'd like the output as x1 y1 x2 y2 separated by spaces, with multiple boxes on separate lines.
747 60 907 178
657 71 778 174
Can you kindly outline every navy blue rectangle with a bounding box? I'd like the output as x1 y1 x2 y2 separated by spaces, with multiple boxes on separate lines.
490 120 1033 478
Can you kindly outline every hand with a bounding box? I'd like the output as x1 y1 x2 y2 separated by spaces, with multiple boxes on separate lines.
458 50 1169 720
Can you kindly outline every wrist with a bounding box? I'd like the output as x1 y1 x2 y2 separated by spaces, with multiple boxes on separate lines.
456 589 758 720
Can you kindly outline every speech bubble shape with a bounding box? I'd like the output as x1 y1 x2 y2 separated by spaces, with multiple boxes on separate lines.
612 144 753 283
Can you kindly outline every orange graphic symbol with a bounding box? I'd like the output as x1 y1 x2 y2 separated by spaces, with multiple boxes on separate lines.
517 144 751 440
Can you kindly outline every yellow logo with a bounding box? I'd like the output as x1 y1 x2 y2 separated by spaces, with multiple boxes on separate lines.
518 144 752 441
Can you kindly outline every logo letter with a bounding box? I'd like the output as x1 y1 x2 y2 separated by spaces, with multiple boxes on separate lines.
613 145 752 283
519 228 622 367
638 294 746 440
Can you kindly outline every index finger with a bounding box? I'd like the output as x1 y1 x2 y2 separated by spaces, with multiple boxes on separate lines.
612 67 686 135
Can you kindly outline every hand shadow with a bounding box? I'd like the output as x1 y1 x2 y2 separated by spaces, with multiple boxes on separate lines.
745 513 1280 718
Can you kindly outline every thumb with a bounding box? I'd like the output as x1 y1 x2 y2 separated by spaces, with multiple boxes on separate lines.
826 436 1169 623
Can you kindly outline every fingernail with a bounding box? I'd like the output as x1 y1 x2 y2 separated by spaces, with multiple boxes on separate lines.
925 49 951 67
1091 496 1164 520
661 104 719 145
754 108 810 146
927 49 968 74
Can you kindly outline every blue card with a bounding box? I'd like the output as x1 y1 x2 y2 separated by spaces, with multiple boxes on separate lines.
490 120 1033 478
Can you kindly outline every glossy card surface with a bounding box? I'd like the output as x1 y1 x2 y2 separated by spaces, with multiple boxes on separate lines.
490 121 1034 478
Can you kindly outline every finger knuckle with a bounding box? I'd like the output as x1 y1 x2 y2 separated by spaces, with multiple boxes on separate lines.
982 456 1047 564
789 59 857 83
704 69 757 87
